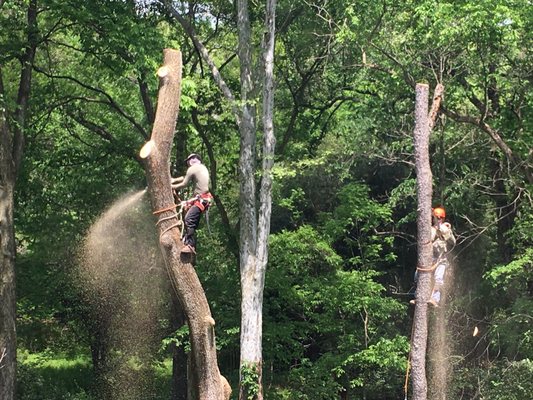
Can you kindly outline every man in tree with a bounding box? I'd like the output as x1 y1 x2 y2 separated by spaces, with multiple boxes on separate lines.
428 206 456 306
171 153 213 254
410 206 456 307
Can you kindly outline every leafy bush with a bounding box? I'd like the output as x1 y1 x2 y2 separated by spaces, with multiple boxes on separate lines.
264 226 407 399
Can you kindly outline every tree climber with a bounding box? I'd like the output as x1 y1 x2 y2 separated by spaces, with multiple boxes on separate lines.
410 206 456 307
171 153 213 254
428 206 456 306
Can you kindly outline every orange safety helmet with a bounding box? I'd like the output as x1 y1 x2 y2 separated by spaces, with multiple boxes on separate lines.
433 207 446 219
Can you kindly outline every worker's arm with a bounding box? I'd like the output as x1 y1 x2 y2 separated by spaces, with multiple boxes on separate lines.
439 222 456 246
172 170 192 190
171 176 184 185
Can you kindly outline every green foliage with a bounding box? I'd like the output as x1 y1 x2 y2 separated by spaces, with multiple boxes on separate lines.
17 350 174 400
485 247 533 292
323 183 396 267
489 299 533 359
264 226 406 398
451 359 533 400
336 337 408 395
482 359 533 400
484 247 533 358
159 325 190 354
240 363 261 400
507 204 533 253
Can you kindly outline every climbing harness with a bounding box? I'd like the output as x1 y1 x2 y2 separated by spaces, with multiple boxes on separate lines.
182 192 213 212
181 192 213 234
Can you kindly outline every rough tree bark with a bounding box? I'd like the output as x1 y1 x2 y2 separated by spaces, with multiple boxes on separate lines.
140 49 229 400
0 1 38 398
410 83 434 400
0 117 17 400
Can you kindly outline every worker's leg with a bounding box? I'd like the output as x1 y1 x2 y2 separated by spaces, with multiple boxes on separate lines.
432 262 447 303
183 205 202 249
409 270 419 304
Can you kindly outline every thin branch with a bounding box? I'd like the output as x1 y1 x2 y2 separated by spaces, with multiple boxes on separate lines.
443 106 533 184
67 111 115 142
163 0 240 124
370 42 416 88
33 66 149 139
0 347 6 369
452 188 525 260
137 71 155 125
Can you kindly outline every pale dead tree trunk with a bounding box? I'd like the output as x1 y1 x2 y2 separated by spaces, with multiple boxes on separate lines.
0 1 38 398
238 0 276 398
236 0 260 395
410 83 434 400
141 49 229 400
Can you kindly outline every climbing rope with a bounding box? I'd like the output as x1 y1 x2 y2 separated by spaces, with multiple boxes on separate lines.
152 201 184 239
416 262 438 273
152 203 178 215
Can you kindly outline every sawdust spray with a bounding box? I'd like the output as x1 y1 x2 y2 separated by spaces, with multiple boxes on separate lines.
77 189 168 399
427 257 457 400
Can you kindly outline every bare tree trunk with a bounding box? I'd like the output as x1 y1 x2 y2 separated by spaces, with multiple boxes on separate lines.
410 83 433 400
238 0 276 398
0 2 38 398
235 0 261 398
141 49 228 400
236 0 258 299
0 176 16 400
0 76 16 395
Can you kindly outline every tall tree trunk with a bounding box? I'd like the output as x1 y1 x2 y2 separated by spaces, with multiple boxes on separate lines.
141 49 228 400
237 0 276 398
491 159 517 264
0 176 16 400
0 1 38 398
235 0 260 398
410 83 434 400
0 71 16 397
